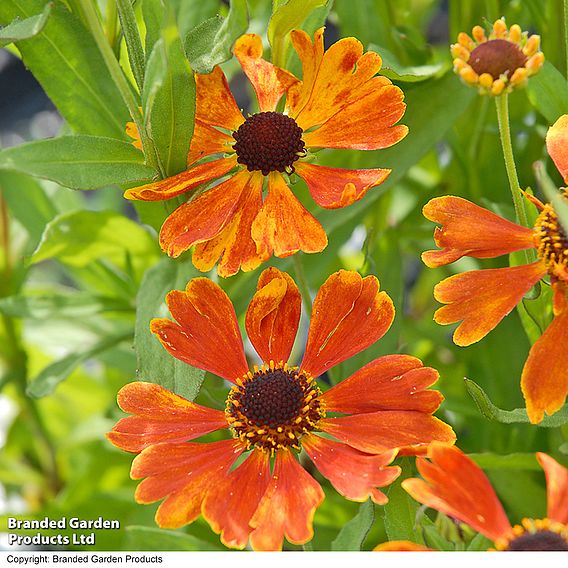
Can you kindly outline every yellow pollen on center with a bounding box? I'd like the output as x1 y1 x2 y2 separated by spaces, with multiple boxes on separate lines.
533 201 568 283
493 518 568 551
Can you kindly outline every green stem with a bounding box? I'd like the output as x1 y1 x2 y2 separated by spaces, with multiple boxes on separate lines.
104 0 118 53
293 254 312 319
468 96 489 201
564 0 568 78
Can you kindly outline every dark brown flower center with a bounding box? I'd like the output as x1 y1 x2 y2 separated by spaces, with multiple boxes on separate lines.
507 530 568 551
469 39 528 79
534 202 568 280
233 112 305 176
225 364 324 452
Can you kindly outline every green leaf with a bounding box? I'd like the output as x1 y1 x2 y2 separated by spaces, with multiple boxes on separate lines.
526 61 568 123
369 44 446 82
464 378 568 427
116 0 146 91
0 136 156 190
331 499 374 551
184 0 248 74
142 0 164 58
0 1 51 47
125 526 222 551
135 258 205 400
143 16 196 177
27 330 132 398
469 452 541 471
0 1 129 138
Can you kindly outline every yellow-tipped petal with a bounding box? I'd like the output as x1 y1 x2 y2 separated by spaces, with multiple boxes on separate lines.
451 43 470 61
459 66 479 85
523 35 541 56
510 67 528 86
509 24 522 44
472 25 487 43
493 19 507 39
479 73 493 88
458 32 475 50
491 79 506 95
527 52 545 74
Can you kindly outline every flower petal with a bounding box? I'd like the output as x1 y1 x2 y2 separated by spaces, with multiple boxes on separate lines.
124 156 237 201
401 443 512 542
187 119 235 166
192 172 265 277
521 307 568 423
245 267 301 364
422 196 536 267
295 162 390 209
202 449 271 550
302 84 408 151
302 434 400 504
546 114 568 183
151 278 248 382
374 541 433 551
159 169 251 258
233 34 299 112
131 440 244 529
321 355 443 414
300 271 394 378
434 262 547 346
319 411 456 455
251 172 328 258
106 382 227 453
537 452 568 524
249 449 324 551
195 65 244 131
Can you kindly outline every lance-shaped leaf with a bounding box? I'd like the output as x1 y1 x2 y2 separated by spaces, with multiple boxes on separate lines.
0 1 51 47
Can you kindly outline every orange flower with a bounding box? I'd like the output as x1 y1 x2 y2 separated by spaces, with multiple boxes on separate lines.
125 29 408 277
107 268 454 551
421 115 568 424
451 18 544 95
390 444 568 551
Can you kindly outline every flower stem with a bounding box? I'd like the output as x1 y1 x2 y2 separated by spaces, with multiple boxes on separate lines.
564 0 568 79
293 254 312 319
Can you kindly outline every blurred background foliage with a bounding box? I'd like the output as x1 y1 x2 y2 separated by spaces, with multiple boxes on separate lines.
0 0 567 551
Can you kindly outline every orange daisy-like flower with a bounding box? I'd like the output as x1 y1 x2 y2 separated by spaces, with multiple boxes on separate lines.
421 115 568 424
451 18 544 95
107 268 454 550
125 29 408 277
377 443 568 551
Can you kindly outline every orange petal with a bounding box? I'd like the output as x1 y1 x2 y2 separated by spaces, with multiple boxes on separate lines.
288 30 392 131
245 267 301 364
195 65 244 131
131 440 243 529
302 84 408 151
321 355 443 414
187 119 235 166
249 449 324 551
233 34 299 112
401 443 512 542
126 121 143 150
434 262 547 346
202 449 271 550
302 434 400 504
546 114 568 183
151 278 248 382
320 411 456 455
158 169 251 258
521 307 568 423
124 155 237 201
251 172 328 258
192 172 265 277
374 541 433 551
106 382 227 453
422 196 536 267
537 452 568 524
301 271 394 378
295 162 390 209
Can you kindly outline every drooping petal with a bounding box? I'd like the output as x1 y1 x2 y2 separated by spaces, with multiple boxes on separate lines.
249 449 324 551
302 84 408 151
321 355 443 414
192 172 265 277
202 449 271 550
158 169 251 258
295 162 390 209
245 267 301 364
151 278 248 382
421 196 536 267
195 65 244 131
302 434 400 504
546 114 568 183
233 34 299 112
374 541 433 551
131 440 244 529
319 411 456 455
187 119 235 166
521 307 568 423
106 382 227 453
124 155 237 201
301 271 394 378
251 172 328 259
434 262 547 346
536 452 568 524
401 443 512 542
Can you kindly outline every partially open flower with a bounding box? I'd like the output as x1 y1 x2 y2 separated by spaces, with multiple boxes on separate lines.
451 18 544 95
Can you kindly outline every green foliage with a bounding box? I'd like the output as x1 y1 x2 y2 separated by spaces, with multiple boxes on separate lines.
0 1 51 47
331 499 375 551
526 61 568 122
